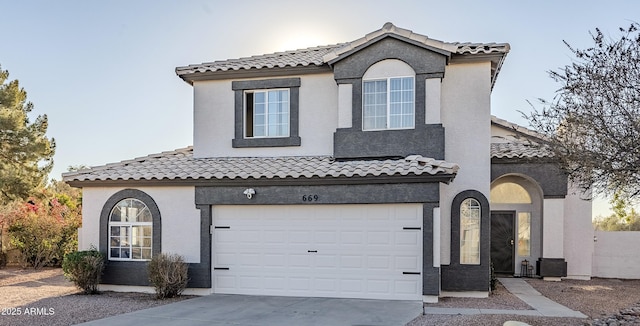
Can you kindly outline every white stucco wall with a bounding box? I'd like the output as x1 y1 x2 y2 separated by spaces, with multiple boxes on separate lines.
79 186 201 263
542 198 565 259
593 231 640 279
491 124 520 143
563 186 593 279
425 78 441 124
439 62 492 264
193 73 338 158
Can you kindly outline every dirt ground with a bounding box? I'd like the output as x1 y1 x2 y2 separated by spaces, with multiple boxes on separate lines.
2 267 640 326
0 267 191 326
410 278 640 326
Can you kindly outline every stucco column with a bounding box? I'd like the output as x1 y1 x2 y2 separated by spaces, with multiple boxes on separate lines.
425 78 441 124
542 198 565 258
337 83 352 128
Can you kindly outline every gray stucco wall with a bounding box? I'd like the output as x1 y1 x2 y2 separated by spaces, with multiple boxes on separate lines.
441 190 491 292
98 189 211 288
331 37 448 159
99 189 162 286
334 124 445 159
491 161 568 198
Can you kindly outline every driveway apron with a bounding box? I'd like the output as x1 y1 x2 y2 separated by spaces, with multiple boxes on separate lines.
78 294 423 326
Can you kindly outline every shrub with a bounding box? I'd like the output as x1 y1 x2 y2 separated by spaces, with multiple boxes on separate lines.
62 249 105 294
148 253 189 299
4 195 81 269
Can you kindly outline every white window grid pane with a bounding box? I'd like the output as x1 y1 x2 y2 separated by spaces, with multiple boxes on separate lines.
389 77 414 129
363 77 414 130
363 80 388 130
108 198 153 261
252 89 289 137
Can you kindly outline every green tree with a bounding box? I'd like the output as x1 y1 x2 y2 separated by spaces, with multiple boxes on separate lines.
593 191 640 231
0 65 55 204
526 24 640 200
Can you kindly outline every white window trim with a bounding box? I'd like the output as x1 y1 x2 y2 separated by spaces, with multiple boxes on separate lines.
460 198 481 265
108 199 153 262
244 88 291 139
362 76 415 131
108 222 153 261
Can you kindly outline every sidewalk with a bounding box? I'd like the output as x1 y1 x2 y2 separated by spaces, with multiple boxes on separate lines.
424 278 587 318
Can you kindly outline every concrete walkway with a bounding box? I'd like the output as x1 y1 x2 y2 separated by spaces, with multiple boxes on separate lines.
424 278 587 318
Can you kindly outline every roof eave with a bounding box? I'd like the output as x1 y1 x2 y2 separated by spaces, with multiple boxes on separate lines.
65 172 458 188
450 51 509 89
176 64 332 84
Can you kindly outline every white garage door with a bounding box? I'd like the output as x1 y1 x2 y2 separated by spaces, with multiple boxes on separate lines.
212 204 423 300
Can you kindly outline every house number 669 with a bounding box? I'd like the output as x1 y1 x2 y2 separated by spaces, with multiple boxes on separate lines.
302 195 319 202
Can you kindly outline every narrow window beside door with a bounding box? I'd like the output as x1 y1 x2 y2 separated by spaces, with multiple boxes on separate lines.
460 198 481 265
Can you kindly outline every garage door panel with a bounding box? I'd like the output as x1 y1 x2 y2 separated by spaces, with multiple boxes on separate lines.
367 255 391 269
367 231 391 245
265 276 286 289
212 204 423 300
396 279 421 294
367 279 391 293
315 278 338 293
396 255 420 270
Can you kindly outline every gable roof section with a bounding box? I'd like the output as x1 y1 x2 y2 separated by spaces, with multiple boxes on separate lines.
322 22 457 64
491 115 548 141
491 116 554 160
176 23 510 86
62 147 459 186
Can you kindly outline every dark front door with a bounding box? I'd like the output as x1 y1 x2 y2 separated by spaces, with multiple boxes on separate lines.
491 211 515 274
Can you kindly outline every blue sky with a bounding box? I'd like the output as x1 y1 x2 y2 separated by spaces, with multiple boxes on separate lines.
1 0 637 216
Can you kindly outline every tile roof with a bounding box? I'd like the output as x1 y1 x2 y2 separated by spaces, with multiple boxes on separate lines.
175 44 343 76
491 142 554 160
175 23 509 80
62 147 459 184
491 116 548 141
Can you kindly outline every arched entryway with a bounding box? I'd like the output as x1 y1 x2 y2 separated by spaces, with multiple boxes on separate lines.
490 175 543 275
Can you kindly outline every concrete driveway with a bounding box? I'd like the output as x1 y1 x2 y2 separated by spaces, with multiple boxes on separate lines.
78 294 423 326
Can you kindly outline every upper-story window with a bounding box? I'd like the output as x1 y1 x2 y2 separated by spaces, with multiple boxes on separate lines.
363 76 415 130
232 78 301 148
245 89 290 138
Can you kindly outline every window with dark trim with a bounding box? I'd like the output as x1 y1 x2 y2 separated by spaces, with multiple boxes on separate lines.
100 189 161 261
231 78 301 148
363 76 415 130
108 198 153 261
460 198 481 265
244 89 290 138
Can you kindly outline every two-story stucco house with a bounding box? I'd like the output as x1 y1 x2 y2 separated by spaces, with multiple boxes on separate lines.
63 23 594 302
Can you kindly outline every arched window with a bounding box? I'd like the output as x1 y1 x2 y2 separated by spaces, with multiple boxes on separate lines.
490 182 532 204
460 198 481 265
108 198 153 260
362 59 415 130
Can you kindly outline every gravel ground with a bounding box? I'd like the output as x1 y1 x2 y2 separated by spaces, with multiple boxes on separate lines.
2 268 640 326
409 278 640 326
0 267 192 326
